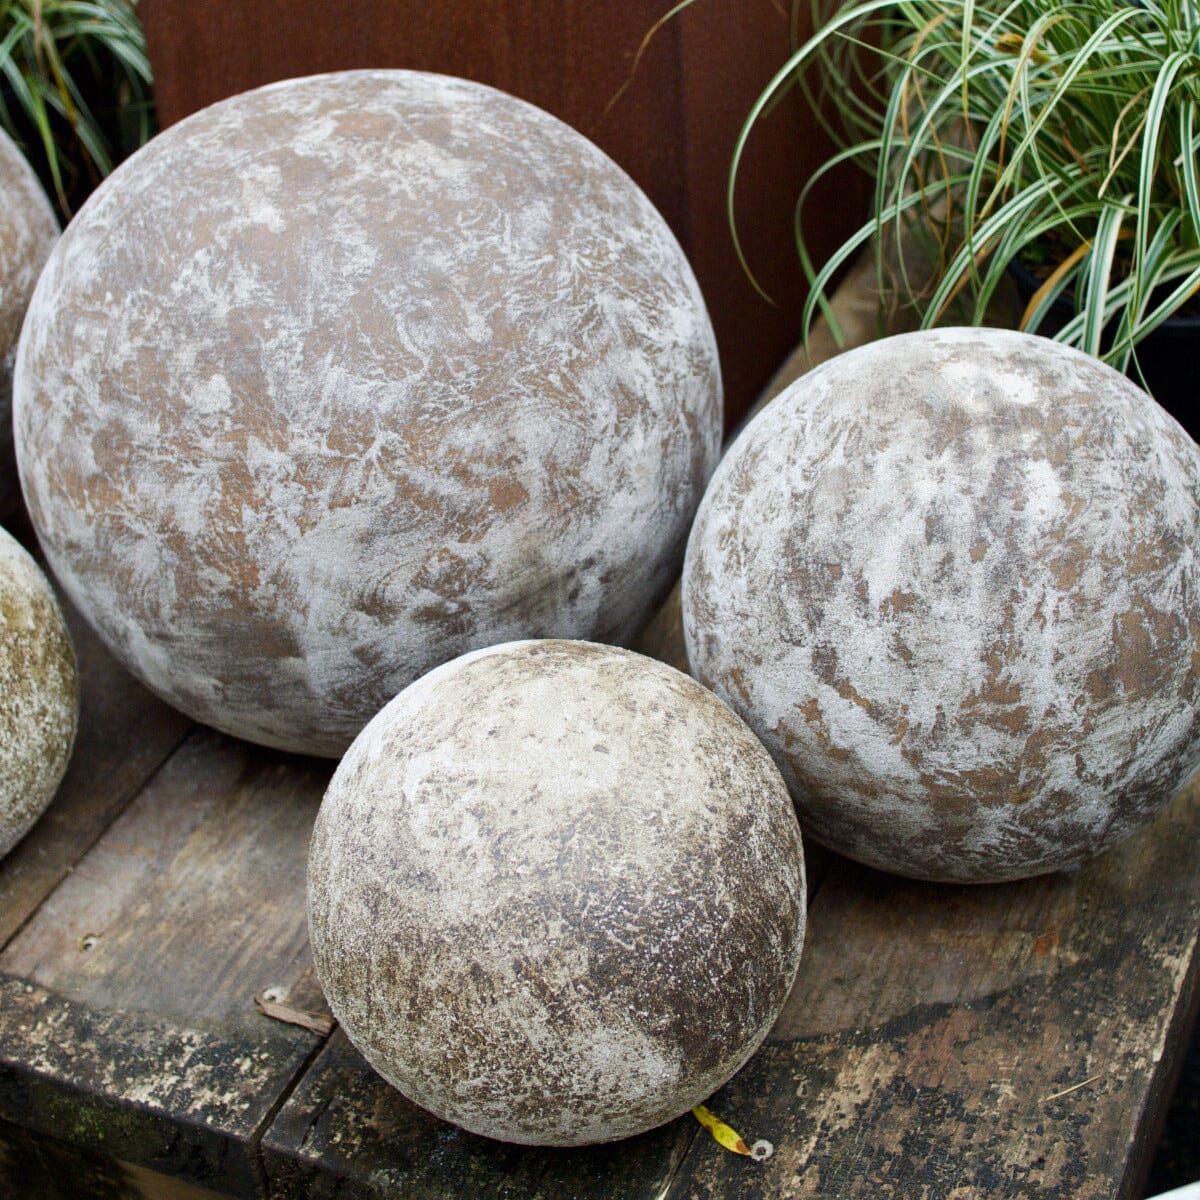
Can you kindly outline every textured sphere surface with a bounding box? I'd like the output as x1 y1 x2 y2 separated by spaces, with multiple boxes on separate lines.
684 327 1200 883
0 526 78 857
0 130 56 522
308 639 805 1145
15 70 721 755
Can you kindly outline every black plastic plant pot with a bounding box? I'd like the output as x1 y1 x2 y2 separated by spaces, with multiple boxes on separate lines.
1008 257 1200 443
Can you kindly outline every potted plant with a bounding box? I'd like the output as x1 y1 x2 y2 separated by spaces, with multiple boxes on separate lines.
0 0 153 219
720 0 1200 433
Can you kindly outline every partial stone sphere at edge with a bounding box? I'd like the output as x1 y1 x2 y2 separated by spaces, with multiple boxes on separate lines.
308 640 806 1146
0 129 57 523
1 526 78 858
15 70 722 755
683 327 1200 883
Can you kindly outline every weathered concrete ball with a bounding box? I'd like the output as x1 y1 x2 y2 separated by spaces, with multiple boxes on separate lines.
0 130 57 523
0 526 78 857
684 327 1200 883
14 71 721 755
308 639 805 1145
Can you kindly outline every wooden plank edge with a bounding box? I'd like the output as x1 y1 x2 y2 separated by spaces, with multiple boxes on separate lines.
1116 928 1200 1200
0 1115 240 1200
0 974 327 1199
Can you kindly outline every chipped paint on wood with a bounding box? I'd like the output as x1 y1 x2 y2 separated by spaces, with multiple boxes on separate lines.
0 975 317 1196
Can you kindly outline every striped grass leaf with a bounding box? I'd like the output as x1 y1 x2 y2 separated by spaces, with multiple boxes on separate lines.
724 0 1200 368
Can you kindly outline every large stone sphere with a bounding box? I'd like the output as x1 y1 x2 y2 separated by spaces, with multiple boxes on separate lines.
684 327 1200 883
308 639 805 1145
1 526 78 857
0 130 57 523
15 71 721 755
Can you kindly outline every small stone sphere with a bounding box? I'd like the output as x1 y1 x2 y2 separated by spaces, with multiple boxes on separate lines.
307 639 805 1146
15 71 721 755
0 526 78 858
683 327 1200 883
0 130 57 523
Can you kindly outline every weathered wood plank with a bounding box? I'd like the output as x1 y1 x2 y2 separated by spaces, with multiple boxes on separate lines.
0 974 298 1196
661 778 1200 1199
261 1027 698 1200
0 599 193 948
0 728 335 1197
0 1115 236 1200
1 728 325 1021
631 579 688 675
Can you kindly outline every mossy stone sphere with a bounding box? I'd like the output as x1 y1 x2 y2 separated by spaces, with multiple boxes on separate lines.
0 129 56 523
1 526 78 857
14 70 721 755
307 640 805 1145
684 327 1200 883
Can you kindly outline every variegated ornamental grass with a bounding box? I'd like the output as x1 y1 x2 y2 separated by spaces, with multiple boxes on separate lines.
683 0 1200 380
0 0 152 214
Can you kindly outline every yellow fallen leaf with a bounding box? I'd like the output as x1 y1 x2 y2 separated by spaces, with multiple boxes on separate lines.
692 1104 751 1155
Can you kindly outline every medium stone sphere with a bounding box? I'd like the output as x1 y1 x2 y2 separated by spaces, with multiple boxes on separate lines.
0 130 57 523
308 639 805 1145
15 71 721 756
0 526 78 857
683 327 1200 883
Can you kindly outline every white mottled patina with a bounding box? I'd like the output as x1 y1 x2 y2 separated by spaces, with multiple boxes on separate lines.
307 639 805 1146
0 526 78 857
684 327 1200 883
0 130 57 522
14 71 721 755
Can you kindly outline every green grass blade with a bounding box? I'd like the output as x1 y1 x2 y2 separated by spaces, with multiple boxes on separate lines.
1080 199 1128 355
1181 104 1200 249
1132 48 1191 316
727 0 904 298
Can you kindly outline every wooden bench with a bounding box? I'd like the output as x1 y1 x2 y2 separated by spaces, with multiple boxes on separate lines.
3 570 1198 1198
3 264 1198 1197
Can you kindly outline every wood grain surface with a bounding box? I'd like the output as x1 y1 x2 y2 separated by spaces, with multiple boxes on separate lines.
0 663 332 1196
667 779 1200 1199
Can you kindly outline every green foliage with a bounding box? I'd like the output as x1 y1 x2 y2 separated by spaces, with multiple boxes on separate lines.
730 0 1200 372
0 0 153 218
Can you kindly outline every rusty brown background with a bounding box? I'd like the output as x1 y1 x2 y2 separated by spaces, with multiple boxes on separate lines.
139 0 863 429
